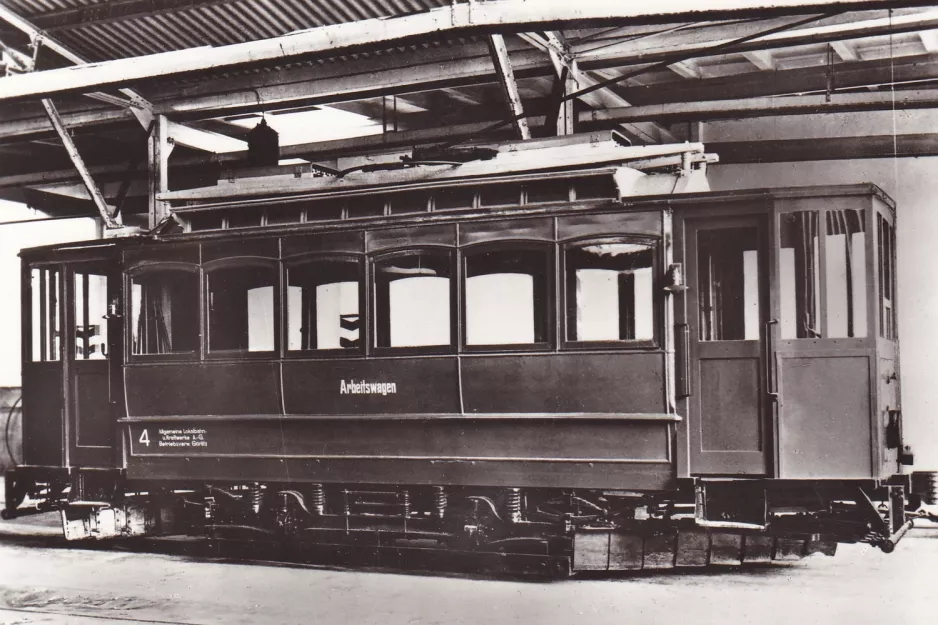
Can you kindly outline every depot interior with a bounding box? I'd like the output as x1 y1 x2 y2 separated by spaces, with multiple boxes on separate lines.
0 0 937 468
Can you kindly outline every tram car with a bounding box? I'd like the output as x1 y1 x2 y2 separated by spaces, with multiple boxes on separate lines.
4 136 936 575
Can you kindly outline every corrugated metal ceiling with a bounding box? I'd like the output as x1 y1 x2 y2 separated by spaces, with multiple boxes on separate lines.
3 0 453 60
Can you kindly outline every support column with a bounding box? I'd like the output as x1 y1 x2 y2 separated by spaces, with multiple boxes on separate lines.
147 115 174 229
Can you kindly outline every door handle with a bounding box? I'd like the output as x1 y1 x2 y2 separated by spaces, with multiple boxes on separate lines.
676 323 691 398
765 318 779 400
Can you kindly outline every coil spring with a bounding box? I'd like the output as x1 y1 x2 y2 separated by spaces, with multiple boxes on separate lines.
309 484 325 515
432 486 447 519
401 491 411 517
250 483 264 514
506 487 522 523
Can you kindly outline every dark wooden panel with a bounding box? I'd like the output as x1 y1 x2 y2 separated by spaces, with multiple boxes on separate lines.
779 356 872 479
125 363 281 417
73 367 112 448
282 231 364 257
699 358 762 452
22 362 64 467
126 418 669 462
202 238 278 262
283 358 460 415
366 224 456 252
125 244 199 266
462 353 665 414
459 217 553 245
557 211 661 240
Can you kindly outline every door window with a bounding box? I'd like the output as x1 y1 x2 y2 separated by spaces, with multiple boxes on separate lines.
73 270 109 360
697 227 761 341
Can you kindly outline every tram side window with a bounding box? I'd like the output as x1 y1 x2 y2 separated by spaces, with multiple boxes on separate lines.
30 267 62 361
697 227 761 341
207 265 276 353
74 270 109 360
287 260 361 351
825 209 867 338
374 252 452 348
879 215 896 340
565 241 654 342
131 270 199 356
465 248 549 346
779 212 821 339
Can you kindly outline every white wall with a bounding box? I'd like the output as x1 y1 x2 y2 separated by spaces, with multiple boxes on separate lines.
709 157 938 469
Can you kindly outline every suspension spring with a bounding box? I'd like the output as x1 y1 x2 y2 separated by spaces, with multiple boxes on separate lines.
249 483 264 514
432 486 447 519
309 484 325 516
401 490 411 517
506 487 522 523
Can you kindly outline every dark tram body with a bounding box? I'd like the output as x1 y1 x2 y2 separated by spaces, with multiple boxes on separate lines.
5 150 932 574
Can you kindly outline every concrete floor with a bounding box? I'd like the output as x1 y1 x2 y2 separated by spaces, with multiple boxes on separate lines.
0 506 935 625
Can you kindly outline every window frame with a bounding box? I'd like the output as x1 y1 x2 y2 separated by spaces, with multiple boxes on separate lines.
560 234 660 350
460 240 555 353
371 246 457 356
774 206 874 342
283 252 366 358
202 256 280 360
125 262 201 363
878 211 898 341
27 263 64 363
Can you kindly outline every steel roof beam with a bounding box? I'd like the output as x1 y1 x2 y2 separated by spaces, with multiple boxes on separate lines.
0 0 931 103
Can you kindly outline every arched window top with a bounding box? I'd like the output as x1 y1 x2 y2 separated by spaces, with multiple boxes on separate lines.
126 261 199 277
202 255 278 272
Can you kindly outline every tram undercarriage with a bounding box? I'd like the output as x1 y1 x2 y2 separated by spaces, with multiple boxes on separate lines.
5 470 928 575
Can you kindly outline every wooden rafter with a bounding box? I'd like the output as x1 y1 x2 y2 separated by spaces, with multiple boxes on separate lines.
488 34 530 140
0 0 931 103
40 99 120 228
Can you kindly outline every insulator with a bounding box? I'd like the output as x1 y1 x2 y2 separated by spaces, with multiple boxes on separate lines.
309 484 325 516
342 490 351 516
401 491 411 517
432 486 447 519
506 487 522 523
251 483 263 515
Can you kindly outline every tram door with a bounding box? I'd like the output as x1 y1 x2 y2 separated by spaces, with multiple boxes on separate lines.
682 214 772 475
65 261 121 467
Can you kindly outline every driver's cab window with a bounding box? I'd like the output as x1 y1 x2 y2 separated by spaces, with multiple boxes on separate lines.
30 266 62 362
